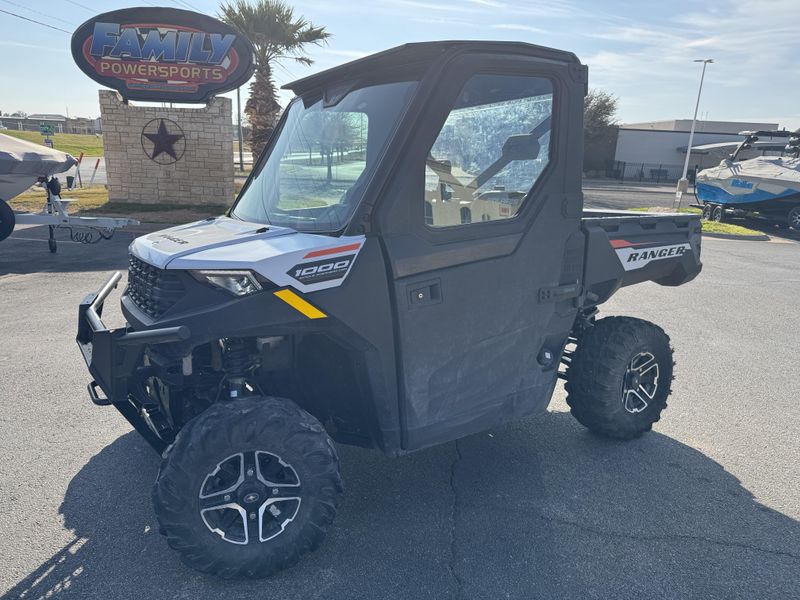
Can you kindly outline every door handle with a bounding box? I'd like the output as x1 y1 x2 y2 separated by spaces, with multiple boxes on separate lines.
408 279 442 308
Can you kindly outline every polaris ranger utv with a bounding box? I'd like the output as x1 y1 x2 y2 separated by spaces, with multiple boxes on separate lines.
76 41 702 577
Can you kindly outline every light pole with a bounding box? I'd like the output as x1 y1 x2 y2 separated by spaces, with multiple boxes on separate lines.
675 58 713 209
237 87 244 172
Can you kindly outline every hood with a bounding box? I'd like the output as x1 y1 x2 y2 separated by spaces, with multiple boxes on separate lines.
129 215 367 295
130 216 297 268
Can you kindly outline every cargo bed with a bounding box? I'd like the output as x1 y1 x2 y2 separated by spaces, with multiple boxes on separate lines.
580 209 703 305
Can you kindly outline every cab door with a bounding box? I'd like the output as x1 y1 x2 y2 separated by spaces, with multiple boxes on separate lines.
376 53 586 450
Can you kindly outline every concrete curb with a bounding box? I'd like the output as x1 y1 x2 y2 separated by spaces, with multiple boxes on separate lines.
702 231 770 241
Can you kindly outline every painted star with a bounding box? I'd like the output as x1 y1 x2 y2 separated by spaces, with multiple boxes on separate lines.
144 119 184 161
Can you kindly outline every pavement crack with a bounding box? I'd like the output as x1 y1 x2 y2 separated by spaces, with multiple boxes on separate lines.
446 439 465 600
538 512 800 561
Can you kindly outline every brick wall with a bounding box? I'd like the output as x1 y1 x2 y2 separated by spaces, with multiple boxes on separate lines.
99 90 233 206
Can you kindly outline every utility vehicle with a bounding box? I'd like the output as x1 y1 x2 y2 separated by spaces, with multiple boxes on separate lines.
76 41 702 578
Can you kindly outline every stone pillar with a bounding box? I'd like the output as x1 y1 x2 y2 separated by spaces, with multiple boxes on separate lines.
99 90 233 206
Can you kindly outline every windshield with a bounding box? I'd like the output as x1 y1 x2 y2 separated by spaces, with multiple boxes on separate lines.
232 80 418 232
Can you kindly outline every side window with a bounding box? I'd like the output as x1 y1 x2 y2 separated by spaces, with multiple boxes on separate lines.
424 74 553 228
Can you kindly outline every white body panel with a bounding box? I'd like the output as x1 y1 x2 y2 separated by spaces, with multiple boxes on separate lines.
130 216 365 293
615 243 690 272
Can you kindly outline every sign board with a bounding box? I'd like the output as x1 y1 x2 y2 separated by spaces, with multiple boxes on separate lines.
39 125 55 136
71 7 255 103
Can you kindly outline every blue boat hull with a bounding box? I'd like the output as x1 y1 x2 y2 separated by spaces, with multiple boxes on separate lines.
696 183 800 213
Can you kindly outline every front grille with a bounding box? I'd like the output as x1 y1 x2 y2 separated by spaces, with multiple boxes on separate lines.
127 255 186 319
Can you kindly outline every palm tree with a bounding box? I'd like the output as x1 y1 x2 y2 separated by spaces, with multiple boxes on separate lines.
219 0 329 158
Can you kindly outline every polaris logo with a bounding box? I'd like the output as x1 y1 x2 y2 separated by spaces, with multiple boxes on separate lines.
288 255 355 285
154 233 189 245
616 243 690 271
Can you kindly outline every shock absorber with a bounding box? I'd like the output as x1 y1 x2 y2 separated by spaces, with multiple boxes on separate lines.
222 338 253 399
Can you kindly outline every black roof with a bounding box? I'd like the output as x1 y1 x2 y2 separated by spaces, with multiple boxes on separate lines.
283 40 581 95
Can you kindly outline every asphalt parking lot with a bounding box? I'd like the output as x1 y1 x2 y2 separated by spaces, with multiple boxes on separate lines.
0 214 798 599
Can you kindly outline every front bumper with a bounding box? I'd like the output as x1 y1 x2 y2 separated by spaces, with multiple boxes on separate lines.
76 271 191 405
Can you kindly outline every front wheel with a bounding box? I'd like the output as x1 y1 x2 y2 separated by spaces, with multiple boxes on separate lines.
565 316 673 440
152 396 343 578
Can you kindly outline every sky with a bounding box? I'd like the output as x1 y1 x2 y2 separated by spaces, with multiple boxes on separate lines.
1 0 798 129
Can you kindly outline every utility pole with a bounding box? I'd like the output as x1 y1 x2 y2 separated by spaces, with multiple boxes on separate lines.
674 59 713 209
237 87 244 172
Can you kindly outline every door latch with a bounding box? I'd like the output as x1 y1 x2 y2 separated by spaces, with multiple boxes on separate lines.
408 279 442 308
538 282 580 303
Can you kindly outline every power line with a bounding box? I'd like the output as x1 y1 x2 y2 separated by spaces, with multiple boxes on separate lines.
0 7 71 33
1 0 75 26
171 0 201 12
63 0 94 11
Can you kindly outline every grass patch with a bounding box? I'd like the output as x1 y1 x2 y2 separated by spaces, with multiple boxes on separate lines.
628 206 701 214
2 130 104 156
627 207 764 236
699 220 764 236
8 185 230 224
8 185 109 213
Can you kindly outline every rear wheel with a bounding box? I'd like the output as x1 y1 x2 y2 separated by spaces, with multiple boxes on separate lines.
712 205 724 222
788 206 800 230
152 396 342 578
565 316 673 440
702 204 713 220
0 200 15 242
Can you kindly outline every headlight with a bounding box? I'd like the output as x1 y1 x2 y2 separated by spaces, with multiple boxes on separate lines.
194 270 263 296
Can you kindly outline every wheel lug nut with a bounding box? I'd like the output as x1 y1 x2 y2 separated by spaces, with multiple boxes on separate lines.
246 469 254 477
272 488 279 495
249 512 256 520
224 494 231 501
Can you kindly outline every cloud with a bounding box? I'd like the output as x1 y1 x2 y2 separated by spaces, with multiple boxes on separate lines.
578 1 800 128
0 41 62 52
324 49 370 59
390 0 481 12
271 0 798 128
467 0 506 7
491 23 546 34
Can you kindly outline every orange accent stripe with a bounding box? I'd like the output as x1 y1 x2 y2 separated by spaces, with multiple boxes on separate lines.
303 242 362 259
610 239 634 248
610 239 654 249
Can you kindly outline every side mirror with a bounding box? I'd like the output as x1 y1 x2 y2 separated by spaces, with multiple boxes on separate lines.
502 134 540 161
427 156 452 175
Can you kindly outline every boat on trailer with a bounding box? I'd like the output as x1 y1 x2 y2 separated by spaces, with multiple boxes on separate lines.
0 133 138 252
694 130 800 229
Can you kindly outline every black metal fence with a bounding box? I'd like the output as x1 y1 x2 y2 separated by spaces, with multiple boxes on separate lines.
605 161 698 184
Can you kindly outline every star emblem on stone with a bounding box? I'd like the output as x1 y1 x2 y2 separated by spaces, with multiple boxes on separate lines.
141 118 185 164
